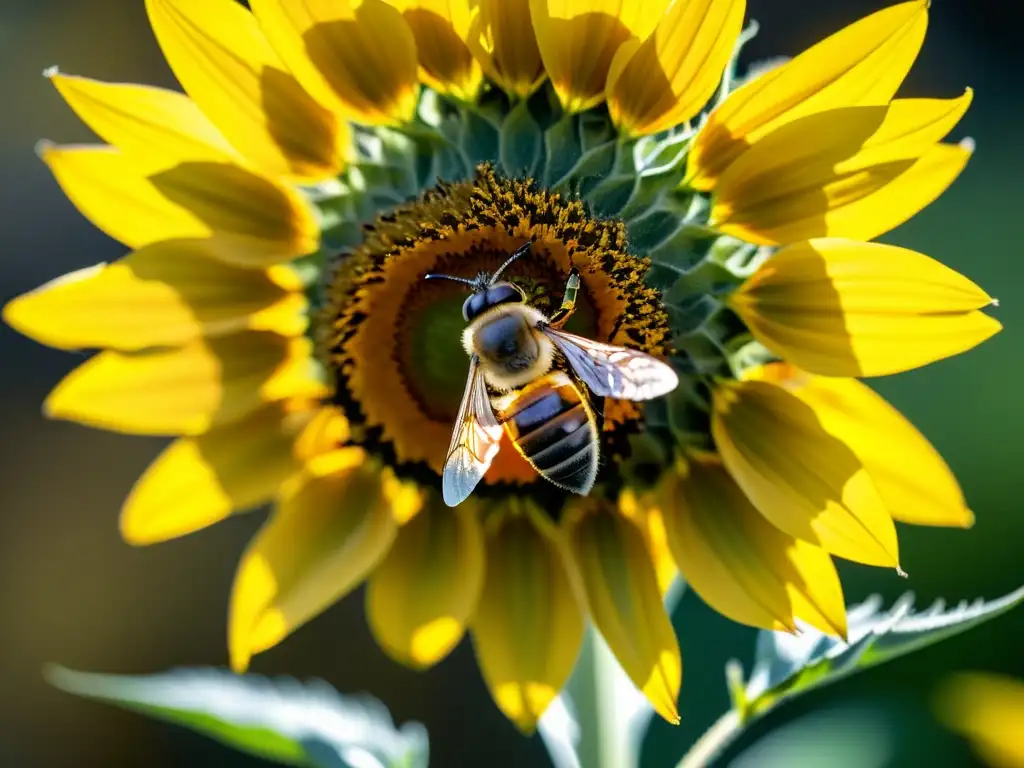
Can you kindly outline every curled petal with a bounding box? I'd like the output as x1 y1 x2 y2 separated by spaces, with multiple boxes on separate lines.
712 378 900 568
607 0 746 136
730 238 1000 377
40 144 319 267
466 0 545 98
229 450 413 671
250 0 420 125
711 93 973 245
44 333 327 436
660 454 847 636
530 0 671 113
120 401 327 545
687 0 929 190
565 501 681 724
366 497 485 669
748 364 973 528
3 241 306 351
146 0 349 182
471 504 585 734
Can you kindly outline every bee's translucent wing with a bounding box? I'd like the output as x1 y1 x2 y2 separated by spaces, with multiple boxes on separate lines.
542 327 679 401
442 356 503 507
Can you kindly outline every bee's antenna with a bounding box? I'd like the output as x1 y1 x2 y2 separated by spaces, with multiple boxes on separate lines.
489 242 532 286
423 273 478 287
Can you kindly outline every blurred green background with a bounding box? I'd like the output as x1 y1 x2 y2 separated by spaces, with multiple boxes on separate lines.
0 1 1020 765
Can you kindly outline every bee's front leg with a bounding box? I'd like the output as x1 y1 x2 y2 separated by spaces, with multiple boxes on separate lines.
547 267 581 329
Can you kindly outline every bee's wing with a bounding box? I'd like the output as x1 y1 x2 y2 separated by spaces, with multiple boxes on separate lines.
542 327 679 401
442 356 504 507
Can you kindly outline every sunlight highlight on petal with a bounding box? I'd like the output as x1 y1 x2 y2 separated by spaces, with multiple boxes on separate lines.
712 378 900 568
250 0 420 125
471 504 585 734
467 0 545 98
3 241 306 351
607 0 745 136
40 144 320 266
749 364 973 528
146 0 349 182
565 501 681 724
687 0 929 189
386 0 483 101
730 238 1001 376
229 450 399 672
44 334 326 436
121 402 322 544
530 0 671 113
367 498 485 669
49 73 239 170
711 93 973 245
660 454 847 636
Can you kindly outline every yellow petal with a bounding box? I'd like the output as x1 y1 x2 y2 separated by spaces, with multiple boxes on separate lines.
606 0 746 136
146 0 349 182
618 491 677 597
711 93 974 245
45 333 326 436
470 503 585 734
730 238 1001 377
687 0 929 190
41 144 319 267
748 364 972 528
530 0 671 113
466 0 545 98
564 501 681 725
120 401 325 545
385 0 483 101
293 405 352 462
3 241 306 351
229 450 406 671
49 72 239 170
249 0 420 125
712 378 900 567
936 673 1024 768
659 454 847 636
366 496 484 669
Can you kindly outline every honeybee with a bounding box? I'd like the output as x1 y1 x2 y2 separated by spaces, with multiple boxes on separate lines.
426 242 680 507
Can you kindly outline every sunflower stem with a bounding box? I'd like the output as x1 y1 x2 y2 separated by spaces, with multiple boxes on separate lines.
674 710 743 768
592 631 634 768
568 628 643 768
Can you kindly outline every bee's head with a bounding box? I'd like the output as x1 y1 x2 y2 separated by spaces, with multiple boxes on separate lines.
424 241 533 321
460 281 526 321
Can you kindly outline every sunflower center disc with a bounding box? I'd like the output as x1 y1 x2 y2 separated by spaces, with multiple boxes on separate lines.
324 165 670 494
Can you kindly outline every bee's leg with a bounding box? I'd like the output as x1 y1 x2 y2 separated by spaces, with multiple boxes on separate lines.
548 268 581 329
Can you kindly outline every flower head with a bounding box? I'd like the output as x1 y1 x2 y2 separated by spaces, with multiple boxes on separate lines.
937 673 1024 768
6 0 999 732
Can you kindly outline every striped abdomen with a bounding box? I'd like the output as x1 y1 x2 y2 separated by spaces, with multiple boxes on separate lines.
498 371 599 495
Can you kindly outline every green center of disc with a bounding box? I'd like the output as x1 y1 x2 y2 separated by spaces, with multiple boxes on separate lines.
402 294 473 421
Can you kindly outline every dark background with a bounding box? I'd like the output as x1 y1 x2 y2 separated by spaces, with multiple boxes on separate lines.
0 1 1020 766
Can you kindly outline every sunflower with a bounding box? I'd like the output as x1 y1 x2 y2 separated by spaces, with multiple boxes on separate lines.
5 0 1000 733
937 673 1024 767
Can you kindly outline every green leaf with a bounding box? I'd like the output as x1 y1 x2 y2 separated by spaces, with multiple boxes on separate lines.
499 99 542 178
542 116 583 188
46 666 428 768
737 586 1024 720
730 705 894 768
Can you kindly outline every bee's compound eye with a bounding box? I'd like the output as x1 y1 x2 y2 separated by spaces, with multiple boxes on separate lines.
487 283 523 307
463 292 486 321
